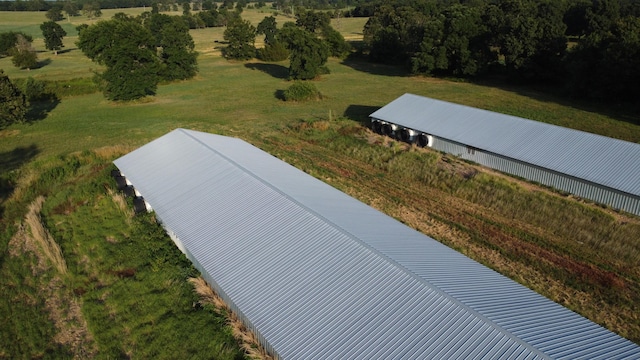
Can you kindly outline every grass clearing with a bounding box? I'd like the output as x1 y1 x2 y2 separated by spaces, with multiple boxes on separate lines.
1 7 640 357
1 151 245 359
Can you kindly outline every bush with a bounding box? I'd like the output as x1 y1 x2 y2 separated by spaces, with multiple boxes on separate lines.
283 81 322 102
257 41 289 62
23 77 49 102
0 31 33 57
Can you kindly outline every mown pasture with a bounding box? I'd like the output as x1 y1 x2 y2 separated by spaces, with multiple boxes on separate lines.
1 7 639 358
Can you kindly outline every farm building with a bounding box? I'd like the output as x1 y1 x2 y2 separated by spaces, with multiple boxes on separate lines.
114 129 640 359
370 93 640 216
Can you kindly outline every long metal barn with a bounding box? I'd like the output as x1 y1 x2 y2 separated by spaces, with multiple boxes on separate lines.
114 129 640 359
370 93 640 216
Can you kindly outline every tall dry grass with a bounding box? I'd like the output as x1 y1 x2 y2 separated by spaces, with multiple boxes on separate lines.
189 277 274 360
93 145 135 160
107 187 133 219
25 196 67 275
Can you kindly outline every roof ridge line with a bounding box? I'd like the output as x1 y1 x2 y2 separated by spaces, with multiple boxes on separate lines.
179 128 551 359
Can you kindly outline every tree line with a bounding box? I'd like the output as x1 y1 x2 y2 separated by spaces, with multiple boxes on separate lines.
355 0 639 103
0 0 152 12
223 10 350 81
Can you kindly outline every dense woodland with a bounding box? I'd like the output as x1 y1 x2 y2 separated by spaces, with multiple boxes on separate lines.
1 0 638 104
356 0 640 103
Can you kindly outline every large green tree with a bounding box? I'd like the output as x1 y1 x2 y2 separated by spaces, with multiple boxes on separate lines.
77 19 161 100
256 15 289 62
295 10 330 33
486 0 567 80
40 21 67 55
412 4 493 76
46 6 64 21
565 15 640 101
82 2 102 20
363 5 434 65
0 32 33 57
63 0 79 18
0 70 28 130
223 18 256 60
152 15 199 80
10 34 38 70
257 15 278 45
527 1 568 82
279 22 329 80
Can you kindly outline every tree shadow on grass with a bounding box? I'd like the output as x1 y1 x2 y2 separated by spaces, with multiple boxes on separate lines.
468 76 640 129
0 144 39 175
341 55 408 77
34 58 52 69
0 144 40 221
56 47 75 55
245 62 289 80
274 89 285 101
344 104 380 127
26 98 60 123
344 54 640 130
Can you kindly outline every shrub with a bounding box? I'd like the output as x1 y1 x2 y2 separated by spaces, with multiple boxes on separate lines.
10 34 38 70
257 41 289 62
283 81 322 102
23 77 48 102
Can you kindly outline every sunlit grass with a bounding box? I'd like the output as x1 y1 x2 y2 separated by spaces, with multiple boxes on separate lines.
1 6 640 356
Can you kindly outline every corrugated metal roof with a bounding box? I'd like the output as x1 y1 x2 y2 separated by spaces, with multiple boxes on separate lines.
369 93 640 197
114 129 640 359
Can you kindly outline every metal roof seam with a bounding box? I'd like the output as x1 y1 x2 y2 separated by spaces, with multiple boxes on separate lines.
114 130 640 359
179 128 557 358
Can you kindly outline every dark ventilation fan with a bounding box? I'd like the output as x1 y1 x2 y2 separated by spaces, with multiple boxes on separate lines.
399 128 415 143
112 169 128 190
372 120 382 134
382 123 394 136
133 197 147 214
417 134 432 147
114 176 127 190
123 185 136 197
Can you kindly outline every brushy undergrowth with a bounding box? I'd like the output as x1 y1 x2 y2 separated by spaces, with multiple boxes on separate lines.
257 42 289 62
283 81 322 102
12 76 99 99
0 152 245 359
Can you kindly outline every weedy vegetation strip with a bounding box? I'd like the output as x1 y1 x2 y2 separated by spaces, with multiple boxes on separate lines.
0 151 246 359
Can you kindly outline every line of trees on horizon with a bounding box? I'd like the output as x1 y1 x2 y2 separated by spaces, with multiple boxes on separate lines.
0 0 359 12
354 0 640 104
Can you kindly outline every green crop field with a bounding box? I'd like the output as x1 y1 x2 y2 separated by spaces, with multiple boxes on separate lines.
1 6 640 358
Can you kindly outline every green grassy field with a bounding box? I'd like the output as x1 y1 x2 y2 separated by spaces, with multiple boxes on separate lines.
1 7 640 358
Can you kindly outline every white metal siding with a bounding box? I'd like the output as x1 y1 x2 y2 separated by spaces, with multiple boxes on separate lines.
429 136 640 213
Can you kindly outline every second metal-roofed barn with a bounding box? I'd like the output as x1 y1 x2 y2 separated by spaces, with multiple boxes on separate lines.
114 129 640 359
370 93 640 216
